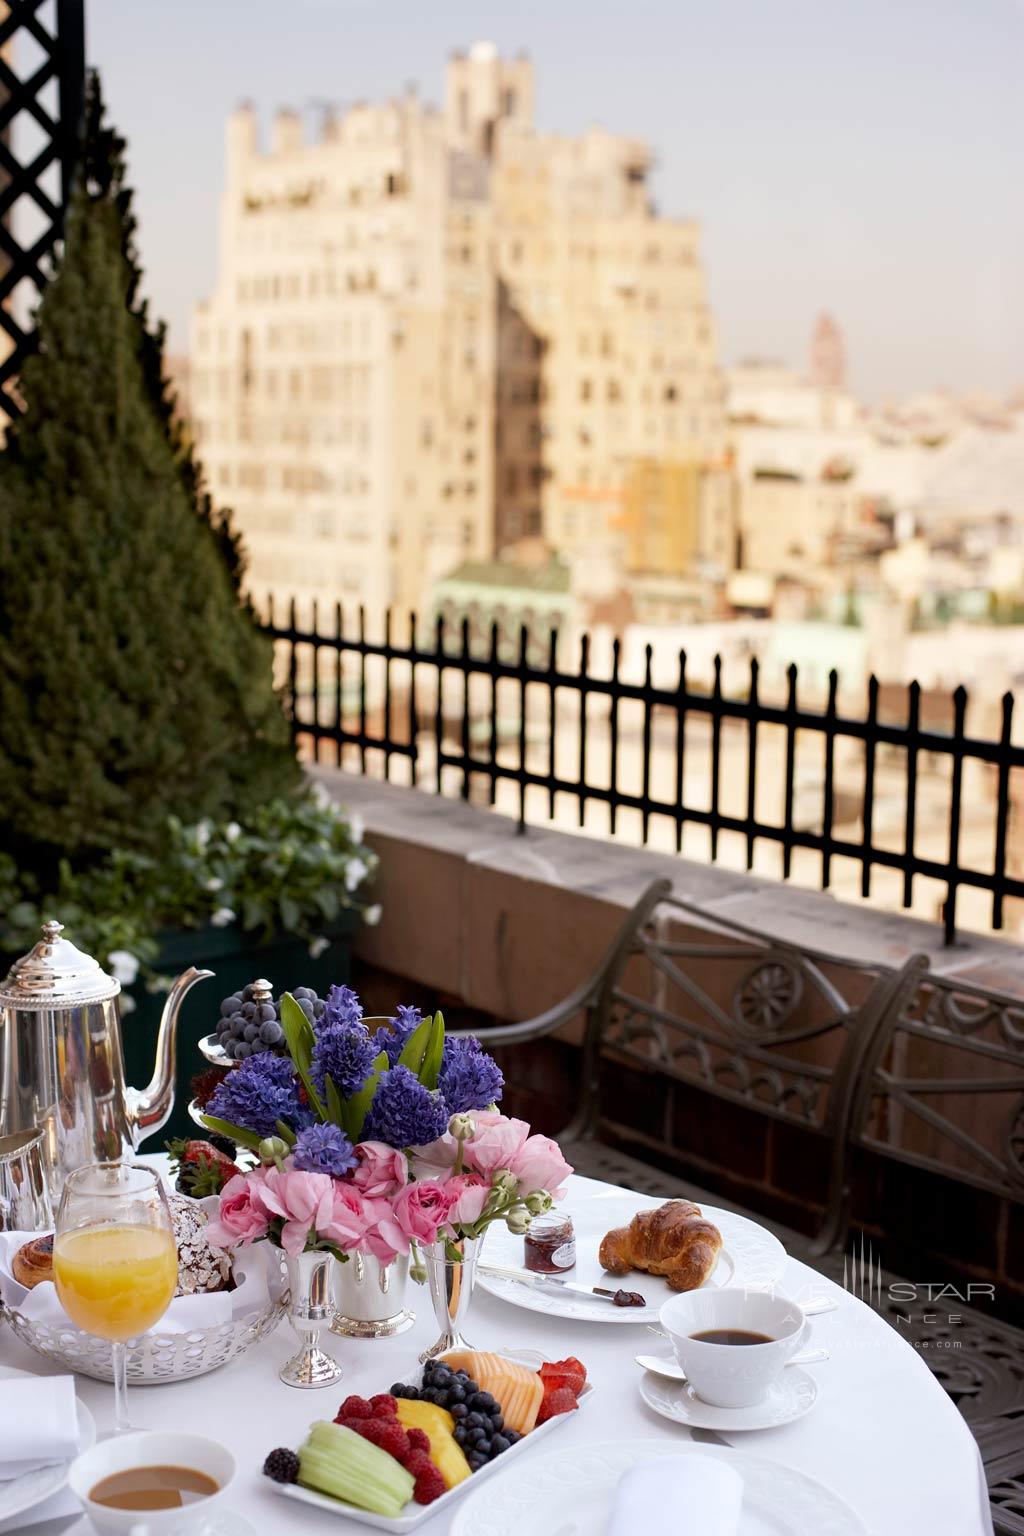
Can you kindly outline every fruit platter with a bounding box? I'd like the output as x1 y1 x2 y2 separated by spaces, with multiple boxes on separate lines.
264 1348 593 1531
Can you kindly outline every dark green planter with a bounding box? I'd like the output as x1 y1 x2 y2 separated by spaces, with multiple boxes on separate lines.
122 912 360 1145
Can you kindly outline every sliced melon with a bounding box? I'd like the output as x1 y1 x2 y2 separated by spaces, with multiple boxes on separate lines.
440 1350 544 1435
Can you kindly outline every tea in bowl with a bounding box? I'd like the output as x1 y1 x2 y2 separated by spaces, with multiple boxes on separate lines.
68 1430 235 1535
659 1287 808 1408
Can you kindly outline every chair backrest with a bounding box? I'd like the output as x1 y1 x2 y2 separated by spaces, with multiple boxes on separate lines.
849 965 1024 1205
570 881 924 1247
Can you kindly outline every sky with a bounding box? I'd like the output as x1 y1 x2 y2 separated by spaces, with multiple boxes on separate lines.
85 0 1024 403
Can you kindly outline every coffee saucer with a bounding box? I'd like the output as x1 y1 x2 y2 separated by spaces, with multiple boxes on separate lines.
639 1364 819 1431
190 1513 257 1536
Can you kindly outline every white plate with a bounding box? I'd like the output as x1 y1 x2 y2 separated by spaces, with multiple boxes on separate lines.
478 1191 787 1323
274 1349 594 1532
640 1363 819 1431
0 1365 97 1524
449 1438 867 1536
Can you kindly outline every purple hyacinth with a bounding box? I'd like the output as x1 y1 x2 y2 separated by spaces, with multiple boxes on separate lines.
311 1017 379 1099
438 1036 504 1113
207 1053 310 1139
293 1123 358 1177
372 1005 423 1066
321 984 364 1029
362 1064 451 1150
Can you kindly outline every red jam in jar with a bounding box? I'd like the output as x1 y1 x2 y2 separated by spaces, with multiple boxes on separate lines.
524 1212 576 1272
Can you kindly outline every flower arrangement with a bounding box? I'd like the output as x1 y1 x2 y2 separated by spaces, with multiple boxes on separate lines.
202 986 572 1269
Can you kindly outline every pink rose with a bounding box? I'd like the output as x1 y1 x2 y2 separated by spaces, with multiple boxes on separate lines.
463 1114 530 1177
350 1142 409 1198
388 1179 458 1248
510 1135 573 1200
255 1166 336 1258
206 1171 270 1250
445 1173 491 1228
322 1183 373 1254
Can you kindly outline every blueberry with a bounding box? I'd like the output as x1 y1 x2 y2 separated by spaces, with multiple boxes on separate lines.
450 1403 468 1420
468 1392 491 1412
464 1412 484 1430
447 1385 466 1404
453 1426 467 1445
467 1453 486 1471
491 1434 510 1454
476 1438 492 1457
490 1413 504 1432
505 1430 521 1445
391 1382 412 1397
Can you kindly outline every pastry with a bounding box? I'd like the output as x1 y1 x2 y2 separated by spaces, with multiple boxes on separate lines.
598 1199 723 1291
13 1233 54 1288
168 1191 231 1296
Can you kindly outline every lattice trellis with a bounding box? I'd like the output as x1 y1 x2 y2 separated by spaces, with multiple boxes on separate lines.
0 0 85 420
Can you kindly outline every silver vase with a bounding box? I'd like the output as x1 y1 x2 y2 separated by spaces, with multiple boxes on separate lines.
331 1251 415 1339
280 1248 344 1388
420 1236 480 1362
0 1128 53 1232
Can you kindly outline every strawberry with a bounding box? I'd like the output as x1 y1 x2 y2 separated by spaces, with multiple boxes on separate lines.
540 1356 586 1395
536 1385 579 1424
165 1138 240 1198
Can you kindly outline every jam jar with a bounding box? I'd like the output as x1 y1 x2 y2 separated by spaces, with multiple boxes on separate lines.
523 1211 576 1272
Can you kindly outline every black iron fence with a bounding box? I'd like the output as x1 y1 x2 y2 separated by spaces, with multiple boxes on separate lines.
264 600 1024 947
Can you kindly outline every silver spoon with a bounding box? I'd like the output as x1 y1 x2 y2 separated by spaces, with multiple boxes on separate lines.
636 1346 830 1382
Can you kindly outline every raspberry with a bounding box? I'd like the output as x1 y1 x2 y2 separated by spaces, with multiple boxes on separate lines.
405 1428 431 1455
348 1417 410 1461
403 1450 435 1474
370 1393 399 1418
337 1395 373 1420
411 1460 446 1505
536 1386 579 1423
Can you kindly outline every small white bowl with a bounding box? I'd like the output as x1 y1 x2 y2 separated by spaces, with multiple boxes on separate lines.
68 1430 236 1536
659 1287 808 1408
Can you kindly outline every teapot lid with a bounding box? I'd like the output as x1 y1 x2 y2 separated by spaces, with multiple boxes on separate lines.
0 920 120 1009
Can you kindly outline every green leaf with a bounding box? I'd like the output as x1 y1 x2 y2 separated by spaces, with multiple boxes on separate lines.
345 1049 388 1141
279 893 300 932
396 1018 432 1077
325 1073 345 1131
280 991 325 1119
275 1119 297 1147
199 1113 263 1153
419 1011 445 1091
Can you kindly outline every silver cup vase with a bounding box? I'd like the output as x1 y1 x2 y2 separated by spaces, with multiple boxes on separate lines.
419 1235 480 1362
332 1251 414 1338
280 1248 344 1388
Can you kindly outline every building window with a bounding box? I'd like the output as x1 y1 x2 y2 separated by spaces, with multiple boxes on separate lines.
502 86 516 115
664 383 677 402
580 379 592 402
608 379 621 403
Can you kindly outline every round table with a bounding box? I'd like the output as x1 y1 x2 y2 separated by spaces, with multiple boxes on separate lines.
0 1171 993 1536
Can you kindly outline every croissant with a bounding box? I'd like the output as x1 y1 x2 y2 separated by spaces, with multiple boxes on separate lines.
598 1200 723 1292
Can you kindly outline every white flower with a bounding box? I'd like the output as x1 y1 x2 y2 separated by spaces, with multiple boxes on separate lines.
225 821 242 843
206 876 224 892
119 993 137 1016
348 812 365 845
308 935 330 959
107 949 140 986
311 782 332 810
344 857 368 892
194 819 213 851
363 904 382 927
210 907 236 928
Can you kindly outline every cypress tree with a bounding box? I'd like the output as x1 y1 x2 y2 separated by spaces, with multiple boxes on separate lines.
0 76 299 878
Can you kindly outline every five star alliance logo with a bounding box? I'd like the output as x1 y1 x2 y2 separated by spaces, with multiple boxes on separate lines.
842 1233 883 1308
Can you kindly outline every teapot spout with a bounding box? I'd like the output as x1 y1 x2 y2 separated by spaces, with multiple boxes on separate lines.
125 966 214 1145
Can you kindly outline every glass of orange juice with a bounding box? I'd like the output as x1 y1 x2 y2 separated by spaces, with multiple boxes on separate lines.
54 1162 177 1433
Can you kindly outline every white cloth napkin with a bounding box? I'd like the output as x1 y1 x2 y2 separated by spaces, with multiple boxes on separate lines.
607 1453 743 1536
0 1233 270 1335
0 1376 79 1481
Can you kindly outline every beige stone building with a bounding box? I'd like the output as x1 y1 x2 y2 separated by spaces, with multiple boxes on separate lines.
190 44 731 626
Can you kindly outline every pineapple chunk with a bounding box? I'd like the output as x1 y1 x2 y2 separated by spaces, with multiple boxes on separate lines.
394 1399 471 1489
440 1350 544 1436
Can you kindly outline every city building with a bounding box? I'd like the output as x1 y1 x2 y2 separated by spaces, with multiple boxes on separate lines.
189 44 730 626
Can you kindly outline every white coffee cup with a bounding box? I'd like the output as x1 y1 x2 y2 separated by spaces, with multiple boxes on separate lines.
659 1287 808 1408
68 1430 236 1536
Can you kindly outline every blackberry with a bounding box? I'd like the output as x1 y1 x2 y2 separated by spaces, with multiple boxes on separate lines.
263 1448 300 1484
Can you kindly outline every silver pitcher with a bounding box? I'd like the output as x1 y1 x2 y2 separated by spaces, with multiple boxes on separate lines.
0 920 212 1218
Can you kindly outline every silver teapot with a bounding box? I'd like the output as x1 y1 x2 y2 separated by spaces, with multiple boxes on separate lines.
0 920 212 1218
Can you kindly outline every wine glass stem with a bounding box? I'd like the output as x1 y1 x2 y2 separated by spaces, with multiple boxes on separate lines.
112 1340 130 1433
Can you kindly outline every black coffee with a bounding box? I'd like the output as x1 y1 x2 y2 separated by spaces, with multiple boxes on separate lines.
690 1328 773 1345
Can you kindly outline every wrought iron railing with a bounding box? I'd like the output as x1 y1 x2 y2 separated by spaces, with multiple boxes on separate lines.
264 600 1024 948
0 0 86 419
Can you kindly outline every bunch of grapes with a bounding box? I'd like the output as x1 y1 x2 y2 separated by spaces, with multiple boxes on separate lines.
214 984 326 1060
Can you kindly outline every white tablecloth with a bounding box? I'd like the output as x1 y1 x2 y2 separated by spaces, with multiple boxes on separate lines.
0 1168 993 1536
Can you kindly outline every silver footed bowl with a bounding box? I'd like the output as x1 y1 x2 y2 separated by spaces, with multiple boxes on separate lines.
0 1250 288 1384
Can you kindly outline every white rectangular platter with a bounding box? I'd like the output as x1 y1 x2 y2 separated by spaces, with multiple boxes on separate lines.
274 1349 594 1532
